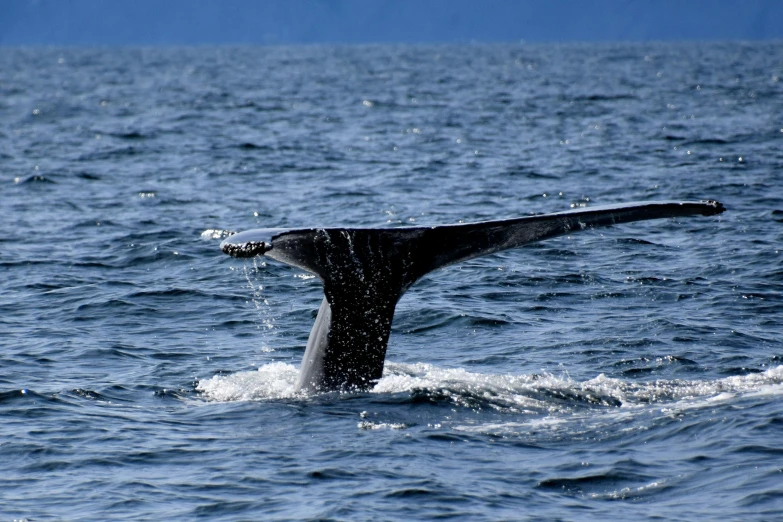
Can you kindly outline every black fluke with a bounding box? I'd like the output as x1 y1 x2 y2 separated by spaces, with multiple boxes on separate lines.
220 200 725 392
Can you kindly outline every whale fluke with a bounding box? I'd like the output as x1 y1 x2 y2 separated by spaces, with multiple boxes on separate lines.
220 200 725 392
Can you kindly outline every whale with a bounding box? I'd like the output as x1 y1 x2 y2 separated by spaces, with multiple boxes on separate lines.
220 200 725 393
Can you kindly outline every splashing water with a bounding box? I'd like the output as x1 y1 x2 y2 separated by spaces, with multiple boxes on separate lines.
197 361 783 410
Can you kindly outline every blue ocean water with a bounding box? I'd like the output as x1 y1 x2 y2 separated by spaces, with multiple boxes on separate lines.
1 42 782 520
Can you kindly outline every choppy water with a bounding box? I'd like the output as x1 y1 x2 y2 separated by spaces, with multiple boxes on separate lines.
2 42 782 520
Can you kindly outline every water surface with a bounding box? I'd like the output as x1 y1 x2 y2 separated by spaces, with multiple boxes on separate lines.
2 42 782 520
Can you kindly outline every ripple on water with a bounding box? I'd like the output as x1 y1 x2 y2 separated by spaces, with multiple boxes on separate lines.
3 42 783 520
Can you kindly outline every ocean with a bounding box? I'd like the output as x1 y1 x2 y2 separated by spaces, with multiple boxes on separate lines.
2 42 782 520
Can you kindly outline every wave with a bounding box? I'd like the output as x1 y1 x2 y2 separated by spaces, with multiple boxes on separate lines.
196 362 783 412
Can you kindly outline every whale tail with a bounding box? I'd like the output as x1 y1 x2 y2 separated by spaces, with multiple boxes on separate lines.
221 200 725 392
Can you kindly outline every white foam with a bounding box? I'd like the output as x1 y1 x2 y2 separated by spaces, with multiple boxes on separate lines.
590 478 669 500
196 362 300 401
584 365 783 406
452 366 783 436
375 362 569 411
357 421 409 430
195 360 783 411
200 228 234 240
